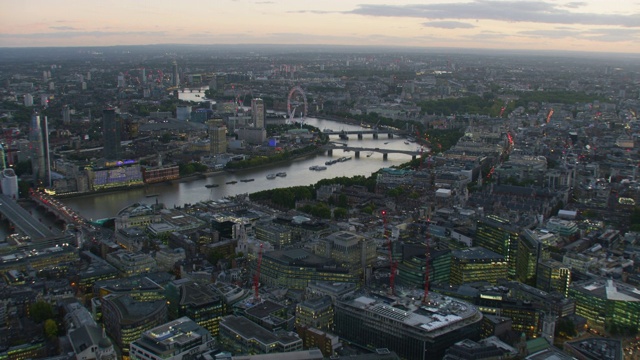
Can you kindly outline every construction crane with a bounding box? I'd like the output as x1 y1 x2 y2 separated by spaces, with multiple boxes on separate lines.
499 106 506 118
253 243 264 303
382 210 396 295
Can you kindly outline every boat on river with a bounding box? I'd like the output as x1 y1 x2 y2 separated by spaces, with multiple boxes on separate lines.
205 184 219 188
226 180 238 185
276 172 287 177
240 178 255 182
266 174 277 179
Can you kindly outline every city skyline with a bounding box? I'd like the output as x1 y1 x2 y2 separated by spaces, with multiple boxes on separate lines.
1 0 639 54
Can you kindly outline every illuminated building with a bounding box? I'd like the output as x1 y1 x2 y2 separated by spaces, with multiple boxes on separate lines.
101 294 168 357
258 249 356 290
295 295 334 331
319 231 376 279
334 293 482 360
476 290 542 338
295 325 341 358
254 222 292 249
29 112 47 186
251 98 265 128
516 229 556 284
397 249 451 289
563 338 623 360
103 109 121 160
475 216 520 278
536 259 571 297
164 279 225 336
105 250 158 277
219 315 303 355
129 317 214 360
568 279 640 334
86 162 144 191
450 247 507 285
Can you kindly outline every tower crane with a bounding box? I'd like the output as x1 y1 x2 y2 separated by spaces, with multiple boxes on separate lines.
253 243 264 303
546 108 554 123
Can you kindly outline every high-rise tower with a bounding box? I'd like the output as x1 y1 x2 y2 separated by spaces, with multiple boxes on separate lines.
29 112 46 186
172 61 180 87
251 98 265 128
103 109 121 160
207 120 227 157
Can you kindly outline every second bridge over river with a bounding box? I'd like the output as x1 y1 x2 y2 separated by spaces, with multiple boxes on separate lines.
323 144 424 160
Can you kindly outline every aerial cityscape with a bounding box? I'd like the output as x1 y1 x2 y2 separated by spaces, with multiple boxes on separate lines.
1 2 640 360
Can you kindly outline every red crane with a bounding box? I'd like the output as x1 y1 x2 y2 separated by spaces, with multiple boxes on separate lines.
382 210 396 295
499 106 506 118
546 108 554 123
253 243 264 302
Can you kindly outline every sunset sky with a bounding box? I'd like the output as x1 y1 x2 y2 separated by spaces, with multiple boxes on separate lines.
1 0 639 53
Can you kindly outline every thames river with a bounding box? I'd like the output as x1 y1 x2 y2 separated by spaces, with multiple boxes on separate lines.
62 117 423 220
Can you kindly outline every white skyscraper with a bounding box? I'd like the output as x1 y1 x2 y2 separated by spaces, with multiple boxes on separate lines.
24 94 33 107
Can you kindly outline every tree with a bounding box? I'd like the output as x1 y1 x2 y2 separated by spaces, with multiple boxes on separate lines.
29 301 54 323
334 207 348 219
44 319 58 339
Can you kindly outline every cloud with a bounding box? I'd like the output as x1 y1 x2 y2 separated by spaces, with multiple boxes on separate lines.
584 28 640 41
49 26 78 31
255 1 273 3
422 21 475 29
0 31 167 39
563 2 587 8
518 29 580 38
345 1 640 27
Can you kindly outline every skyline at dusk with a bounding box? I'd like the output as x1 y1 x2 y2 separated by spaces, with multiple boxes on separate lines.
1 0 639 54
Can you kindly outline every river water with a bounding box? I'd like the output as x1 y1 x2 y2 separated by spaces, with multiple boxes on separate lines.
61 117 422 220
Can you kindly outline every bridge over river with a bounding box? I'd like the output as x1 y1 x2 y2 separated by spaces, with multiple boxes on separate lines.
323 144 424 160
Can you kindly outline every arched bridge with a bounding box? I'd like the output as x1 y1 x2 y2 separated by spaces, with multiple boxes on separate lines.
323 144 424 160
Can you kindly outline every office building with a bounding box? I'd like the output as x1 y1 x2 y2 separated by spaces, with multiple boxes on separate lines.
29 112 47 187
516 229 555 284
475 216 520 278
319 231 376 279
255 222 292 249
569 279 640 334
251 98 265 128
103 109 121 160
24 93 33 107
172 61 179 87
295 296 334 331
129 317 215 360
563 338 623 360
207 120 227 157
334 293 483 359
176 105 191 121
105 250 158 276
295 325 341 358
101 294 168 357
219 315 303 355
450 247 507 285
164 279 225 336
259 249 357 290
0 144 5 170
0 168 18 199
536 259 571 297
62 104 71 124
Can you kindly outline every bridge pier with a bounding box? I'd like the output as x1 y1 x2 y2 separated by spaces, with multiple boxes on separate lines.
373 133 378 139
412 155 416 160
388 133 393 139
383 153 388 160
327 149 333 156
355 151 360 158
